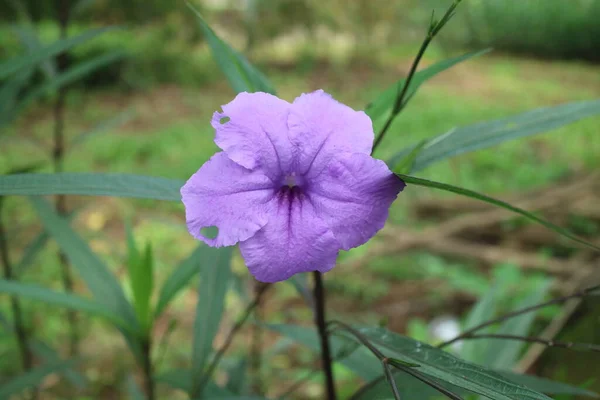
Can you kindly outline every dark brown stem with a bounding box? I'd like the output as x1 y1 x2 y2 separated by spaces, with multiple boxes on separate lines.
0 200 34 374
438 284 600 349
199 282 270 396
313 271 337 400
53 0 78 357
141 338 155 400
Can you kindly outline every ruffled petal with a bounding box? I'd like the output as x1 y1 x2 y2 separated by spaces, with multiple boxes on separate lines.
307 152 405 250
181 152 276 247
212 92 293 179
288 90 373 177
239 189 340 283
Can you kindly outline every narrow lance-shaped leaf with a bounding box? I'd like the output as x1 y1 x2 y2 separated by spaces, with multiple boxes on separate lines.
0 27 115 79
186 2 275 94
484 279 551 369
366 49 490 128
126 224 154 331
497 371 599 398
347 326 553 400
29 197 138 325
191 246 234 397
17 51 126 112
389 99 600 172
30 341 87 389
155 244 205 317
0 173 183 201
460 286 498 364
0 280 131 332
0 359 79 398
398 174 600 251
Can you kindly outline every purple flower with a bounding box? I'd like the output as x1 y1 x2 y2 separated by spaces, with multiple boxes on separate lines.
181 90 405 282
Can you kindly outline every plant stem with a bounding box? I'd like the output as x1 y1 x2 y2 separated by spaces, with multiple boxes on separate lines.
313 271 337 400
0 199 33 373
54 0 78 357
141 338 155 400
199 282 270 395
438 284 600 349
371 0 461 154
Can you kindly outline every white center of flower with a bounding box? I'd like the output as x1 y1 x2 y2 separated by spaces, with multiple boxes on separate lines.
284 173 297 188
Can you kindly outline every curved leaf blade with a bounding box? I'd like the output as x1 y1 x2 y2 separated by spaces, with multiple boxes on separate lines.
389 99 600 172
353 327 553 400
0 280 131 331
29 197 138 324
0 27 114 79
366 49 491 126
155 244 205 317
186 2 275 94
0 359 79 398
191 247 234 397
398 174 600 251
0 173 183 201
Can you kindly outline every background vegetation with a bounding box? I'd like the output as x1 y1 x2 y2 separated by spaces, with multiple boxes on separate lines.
1 0 599 399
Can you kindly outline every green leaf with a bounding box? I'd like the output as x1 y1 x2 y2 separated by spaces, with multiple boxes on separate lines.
186 2 275 94
389 99 600 172
71 110 133 147
126 375 147 400
18 51 126 112
366 49 490 126
392 139 427 174
398 174 600 251
30 340 87 389
497 371 599 397
350 327 553 400
0 359 79 398
29 197 138 325
155 244 204 317
191 246 234 397
14 209 78 276
126 224 154 331
0 27 114 79
351 371 469 400
0 173 183 200
266 324 381 381
483 279 551 369
460 286 498 364
0 280 131 332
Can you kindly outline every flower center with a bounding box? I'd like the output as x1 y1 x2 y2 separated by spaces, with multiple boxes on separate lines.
283 172 303 188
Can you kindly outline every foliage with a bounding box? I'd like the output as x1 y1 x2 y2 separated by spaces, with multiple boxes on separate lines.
1 1 600 399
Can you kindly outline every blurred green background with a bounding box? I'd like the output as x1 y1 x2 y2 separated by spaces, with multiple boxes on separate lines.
1 0 599 398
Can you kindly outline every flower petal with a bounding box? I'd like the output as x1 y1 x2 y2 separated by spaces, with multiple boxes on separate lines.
213 92 293 178
307 152 405 250
288 90 373 177
239 189 340 283
181 152 275 247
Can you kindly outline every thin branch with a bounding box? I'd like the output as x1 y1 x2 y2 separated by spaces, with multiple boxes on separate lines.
53 0 78 358
383 358 402 400
199 282 270 393
141 337 155 400
459 334 600 353
313 271 337 400
250 280 266 395
0 199 33 373
372 0 462 153
439 284 600 349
